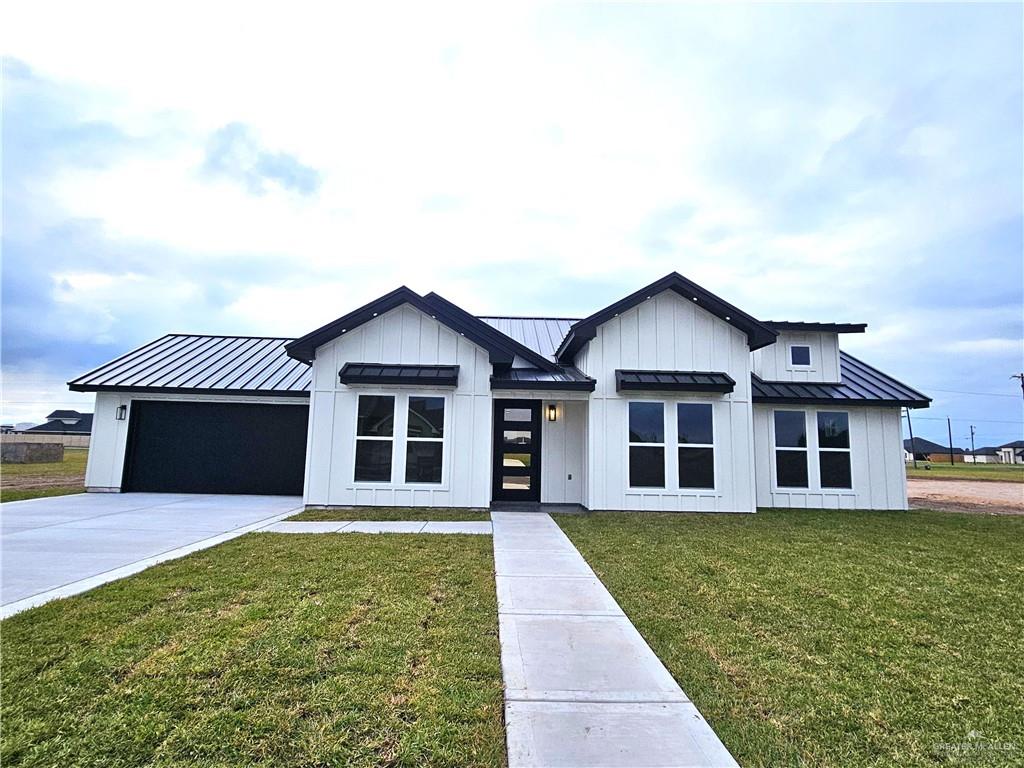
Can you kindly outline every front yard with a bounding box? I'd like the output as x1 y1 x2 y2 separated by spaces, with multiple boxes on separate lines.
0 448 88 502
0 533 505 768
905 462 1024 482
556 509 1024 768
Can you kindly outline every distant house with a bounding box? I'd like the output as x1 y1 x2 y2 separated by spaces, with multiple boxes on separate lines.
21 410 94 435
963 447 1001 464
903 437 962 462
998 440 1024 465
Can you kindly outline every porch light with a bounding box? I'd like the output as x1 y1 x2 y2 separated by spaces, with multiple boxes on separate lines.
116 405 127 421
547 404 557 422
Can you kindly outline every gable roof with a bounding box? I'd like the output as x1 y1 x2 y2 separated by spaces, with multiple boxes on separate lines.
999 440 1024 449
284 287 557 369
555 272 778 363
69 335 311 396
753 352 931 408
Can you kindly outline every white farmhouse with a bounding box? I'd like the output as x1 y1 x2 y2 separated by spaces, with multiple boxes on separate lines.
70 273 930 511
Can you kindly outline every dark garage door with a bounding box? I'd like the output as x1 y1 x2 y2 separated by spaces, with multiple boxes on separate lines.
122 401 309 495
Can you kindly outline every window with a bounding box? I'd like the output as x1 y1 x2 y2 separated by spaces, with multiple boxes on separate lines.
817 411 851 488
405 396 444 483
790 345 811 366
774 410 808 487
355 395 394 481
677 403 714 489
628 402 665 487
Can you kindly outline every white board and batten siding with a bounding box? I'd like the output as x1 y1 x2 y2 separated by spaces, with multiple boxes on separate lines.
752 405 907 509
751 331 841 383
304 304 493 509
540 400 587 506
575 290 757 513
84 391 307 491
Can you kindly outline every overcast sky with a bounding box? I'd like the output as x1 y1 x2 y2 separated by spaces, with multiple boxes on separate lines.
3 2 1022 447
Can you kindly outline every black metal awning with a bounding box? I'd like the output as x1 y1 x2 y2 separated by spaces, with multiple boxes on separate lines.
339 363 460 387
615 369 736 393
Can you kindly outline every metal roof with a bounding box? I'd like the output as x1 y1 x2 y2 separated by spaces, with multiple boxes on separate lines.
22 414 94 434
765 321 867 334
479 317 577 362
616 370 736 394
339 363 459 387
68 334 311 397
490 366 596 392
752 352 930 408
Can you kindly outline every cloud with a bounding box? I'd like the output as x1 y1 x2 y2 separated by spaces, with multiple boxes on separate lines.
202 122 321 196
1 3 1021 444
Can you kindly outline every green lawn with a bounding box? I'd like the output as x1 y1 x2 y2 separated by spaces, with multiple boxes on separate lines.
556 510 1024 768
1 448 88 502
290 507 490 522
1 533 505 768
905 462 1024 482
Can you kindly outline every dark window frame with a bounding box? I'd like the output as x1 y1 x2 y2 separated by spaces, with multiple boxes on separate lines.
677 402 715 490
628 401 666 488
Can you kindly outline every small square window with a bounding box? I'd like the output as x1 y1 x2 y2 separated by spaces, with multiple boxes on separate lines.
790 345 811 366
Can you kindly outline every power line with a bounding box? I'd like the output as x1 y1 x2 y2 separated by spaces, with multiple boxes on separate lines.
910 416 1023 425
923 387 1020 398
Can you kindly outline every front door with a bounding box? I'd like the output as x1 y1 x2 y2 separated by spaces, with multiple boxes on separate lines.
492 399 542 502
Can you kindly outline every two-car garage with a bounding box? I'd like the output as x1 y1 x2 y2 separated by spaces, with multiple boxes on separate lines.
68 334 314 496
121 401 309 495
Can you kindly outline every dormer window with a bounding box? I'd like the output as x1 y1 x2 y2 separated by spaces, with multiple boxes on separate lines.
789 345 811 367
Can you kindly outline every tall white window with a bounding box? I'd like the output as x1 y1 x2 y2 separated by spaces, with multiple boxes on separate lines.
774 410 808 488
628 401 665 487
354 395 395 482
817 412 851 488
677 403 714 489
405 396 445 484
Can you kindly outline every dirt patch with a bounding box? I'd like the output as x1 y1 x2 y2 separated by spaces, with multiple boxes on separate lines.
908 478 1024 516
2 472 86 491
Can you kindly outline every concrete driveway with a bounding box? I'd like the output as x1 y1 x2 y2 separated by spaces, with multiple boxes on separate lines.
1 493 301 616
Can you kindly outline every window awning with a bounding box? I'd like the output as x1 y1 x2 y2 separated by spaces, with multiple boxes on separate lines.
615 369 736 394
339 363 460 387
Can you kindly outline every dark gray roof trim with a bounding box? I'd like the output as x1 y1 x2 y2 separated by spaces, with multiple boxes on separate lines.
752 352 931 408
69 335 311 397
285 287 558 370
765 321 867 333
616 370 736 394
490 367 596 392
556 272 778 362
340 363 459 387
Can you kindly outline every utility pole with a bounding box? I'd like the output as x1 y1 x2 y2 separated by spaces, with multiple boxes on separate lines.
947 416 955 466
905 407 918 469
969 425 976 462
1013 373 1024 402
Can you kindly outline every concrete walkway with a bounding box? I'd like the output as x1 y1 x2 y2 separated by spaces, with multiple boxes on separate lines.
260 520 492 534
492 511 738 768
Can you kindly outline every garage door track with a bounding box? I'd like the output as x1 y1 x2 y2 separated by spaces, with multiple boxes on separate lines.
1 493 301 615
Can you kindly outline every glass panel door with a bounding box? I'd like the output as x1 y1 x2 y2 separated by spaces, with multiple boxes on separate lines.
492 399 542 502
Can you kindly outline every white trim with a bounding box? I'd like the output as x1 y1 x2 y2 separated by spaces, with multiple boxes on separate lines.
771 409 810 490
350 390 452 491
676 401 716 491
787 343 813 370
815 410 853 490
626 400 667 490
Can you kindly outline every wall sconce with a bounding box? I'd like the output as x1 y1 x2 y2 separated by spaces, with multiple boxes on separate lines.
115 405 127 421
547 404 557 422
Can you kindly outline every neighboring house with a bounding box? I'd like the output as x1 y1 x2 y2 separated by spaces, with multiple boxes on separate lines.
997 440 1024 464
69 273 930 510
963 447 1001 464
13 410 94 447
903 437 951 462
20 410 94 435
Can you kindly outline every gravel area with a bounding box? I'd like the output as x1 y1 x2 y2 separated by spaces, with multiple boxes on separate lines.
908 478 1024 515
